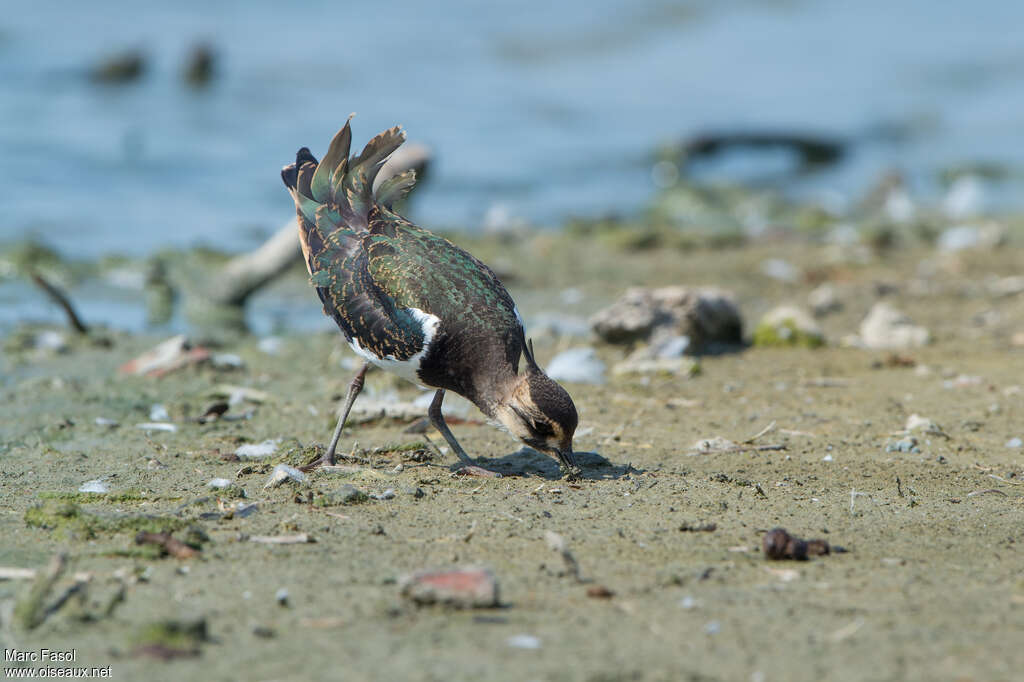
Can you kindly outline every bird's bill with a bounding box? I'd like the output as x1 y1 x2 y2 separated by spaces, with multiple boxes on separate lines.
555 447 581 479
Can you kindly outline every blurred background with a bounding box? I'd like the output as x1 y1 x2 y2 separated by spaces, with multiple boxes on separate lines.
3 0 1024 331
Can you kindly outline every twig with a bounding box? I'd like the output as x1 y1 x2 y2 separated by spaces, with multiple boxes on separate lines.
966 488 1007 498
896 476 904 498
989 473 1023 486
30 272 88 334
850 489 871 515
13 552 67 630
742 421 777 444
688 444 787 455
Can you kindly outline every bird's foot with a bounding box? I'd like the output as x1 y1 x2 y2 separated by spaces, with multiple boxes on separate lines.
299 447 335 473
453 464 503 478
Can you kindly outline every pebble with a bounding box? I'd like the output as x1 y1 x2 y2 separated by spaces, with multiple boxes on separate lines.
1006 438 1023 449
545 348 606 385
235 439 281 460
34 330 68 352
937 221 1005 251
370 488 396 501
859 302 931 350
207 478 232 489
149 404 170 421
211 353 245 369
79 479 109 494
400 566 500 608
135 422 177 433
759 258 799 283
590 286 742 352
258 336 283 355
885 437 920 454
94 417 120 428
905 414 946 437
319 484 368 505
808 283 842 316
263 464 307 489
275 588 289 607
506 634 541 650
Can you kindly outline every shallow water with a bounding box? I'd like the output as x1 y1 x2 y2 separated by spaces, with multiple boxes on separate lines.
4 0 1024 258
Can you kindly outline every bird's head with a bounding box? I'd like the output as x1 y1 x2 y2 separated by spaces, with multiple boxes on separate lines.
494 341 580 479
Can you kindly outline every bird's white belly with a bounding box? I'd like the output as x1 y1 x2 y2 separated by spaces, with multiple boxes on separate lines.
346 307 441 387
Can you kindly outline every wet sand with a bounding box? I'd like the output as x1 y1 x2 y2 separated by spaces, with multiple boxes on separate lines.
2 234 1023 681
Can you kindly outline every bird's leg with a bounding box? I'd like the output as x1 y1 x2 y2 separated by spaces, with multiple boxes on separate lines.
428 389 501 478
302 363 369 472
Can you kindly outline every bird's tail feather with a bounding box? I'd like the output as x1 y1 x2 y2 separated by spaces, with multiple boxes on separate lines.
281 116 416 274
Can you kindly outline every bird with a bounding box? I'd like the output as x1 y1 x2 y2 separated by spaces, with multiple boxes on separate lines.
280 118 581 480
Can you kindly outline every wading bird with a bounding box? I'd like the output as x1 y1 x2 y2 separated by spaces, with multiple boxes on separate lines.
281 118 580 479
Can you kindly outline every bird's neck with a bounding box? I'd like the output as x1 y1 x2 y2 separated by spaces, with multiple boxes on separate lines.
473 370 529 419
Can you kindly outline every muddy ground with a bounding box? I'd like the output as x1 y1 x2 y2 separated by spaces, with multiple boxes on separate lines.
2 234 1023 681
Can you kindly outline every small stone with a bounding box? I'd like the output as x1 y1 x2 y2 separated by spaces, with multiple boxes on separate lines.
275 588 289 607
506 634 541 650
263 464 307 489
258 337 283 355
405 487 426 499
1006 438 1023 449
759 258 799 283
208 478 232 489
808 283 842 316
905 414 946 437
316 484 369 506
885 437 920 454
704 621 722 635
94 417 120 428
753 305 824 348
860 302 931 350
211 353 245 369
400 566 500 608
149 404 170 421
34 330 68 352
370 488 396 500
545 348 606 385
590 286 742 352
235 439 281 460
79 479 109 494
135 422 177 433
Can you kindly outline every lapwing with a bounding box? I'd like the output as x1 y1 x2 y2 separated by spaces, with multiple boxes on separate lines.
281 118 580 479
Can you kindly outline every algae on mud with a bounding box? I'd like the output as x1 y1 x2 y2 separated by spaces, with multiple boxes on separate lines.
2 221 1024 681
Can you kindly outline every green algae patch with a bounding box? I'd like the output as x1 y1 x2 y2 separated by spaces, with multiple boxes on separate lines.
37 490 163 504
132 617 209 657
24 501 189 540
752 306 825 349
753 319 825 348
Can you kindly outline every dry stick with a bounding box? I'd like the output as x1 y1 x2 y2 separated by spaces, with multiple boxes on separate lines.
742 420 777 444
690 443 787 455
30 272 88 334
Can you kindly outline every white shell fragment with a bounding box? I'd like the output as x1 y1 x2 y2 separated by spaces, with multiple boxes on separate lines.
236 439 281 459
79 479 109 494
264 464 307 489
